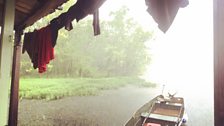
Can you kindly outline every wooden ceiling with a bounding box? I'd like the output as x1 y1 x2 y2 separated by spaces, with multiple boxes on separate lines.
0 0 68 31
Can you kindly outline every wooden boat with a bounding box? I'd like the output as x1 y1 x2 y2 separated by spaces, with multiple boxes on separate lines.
125 94 187 126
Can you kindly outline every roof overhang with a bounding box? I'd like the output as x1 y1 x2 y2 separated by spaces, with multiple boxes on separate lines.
0 0 68 31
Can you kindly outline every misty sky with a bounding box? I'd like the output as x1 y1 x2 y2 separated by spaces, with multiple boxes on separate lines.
100 0 213 94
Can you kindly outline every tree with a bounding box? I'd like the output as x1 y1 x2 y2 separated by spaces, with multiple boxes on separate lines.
20 6 153 77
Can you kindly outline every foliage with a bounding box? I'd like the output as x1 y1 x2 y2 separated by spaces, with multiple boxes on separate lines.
19 77 156 100
20 7 153 77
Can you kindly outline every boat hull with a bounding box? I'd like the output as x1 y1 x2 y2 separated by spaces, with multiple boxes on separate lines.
125 95 186 126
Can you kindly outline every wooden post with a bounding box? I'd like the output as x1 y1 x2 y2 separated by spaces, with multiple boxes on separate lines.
0 0 15 126
8 31 22 126
214 0 224 126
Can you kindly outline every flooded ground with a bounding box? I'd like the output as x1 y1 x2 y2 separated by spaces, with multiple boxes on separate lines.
180 85 214 126
18 86 214 126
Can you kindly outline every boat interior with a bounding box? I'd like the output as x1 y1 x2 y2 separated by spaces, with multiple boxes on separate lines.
152 103 182 117
140 96 185 126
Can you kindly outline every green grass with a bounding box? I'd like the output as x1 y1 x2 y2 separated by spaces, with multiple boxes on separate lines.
19 77 156 100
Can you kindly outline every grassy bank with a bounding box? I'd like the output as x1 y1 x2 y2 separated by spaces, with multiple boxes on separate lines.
19 77 156 100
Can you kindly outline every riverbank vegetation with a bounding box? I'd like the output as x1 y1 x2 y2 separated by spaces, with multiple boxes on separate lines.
20 77 156 100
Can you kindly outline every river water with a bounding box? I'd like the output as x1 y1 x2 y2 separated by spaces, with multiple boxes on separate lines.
19 86 213 126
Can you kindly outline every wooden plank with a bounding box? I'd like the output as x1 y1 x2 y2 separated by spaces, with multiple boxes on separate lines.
214 0 224 126
0 4 3 26
16 1 33 11
19 0 67 29
8 31 22 126
16 5 30 14
18 0 38 7
0 0 15 126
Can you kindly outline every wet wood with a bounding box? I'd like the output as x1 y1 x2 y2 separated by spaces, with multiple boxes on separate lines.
20 0 68 29
16 5 30 14
153 108 180 117
1 0 68 30
8 31 22 126
214 0 224 125
16 0 33 11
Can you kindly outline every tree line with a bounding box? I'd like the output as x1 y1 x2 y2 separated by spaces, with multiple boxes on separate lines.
20 7 153 78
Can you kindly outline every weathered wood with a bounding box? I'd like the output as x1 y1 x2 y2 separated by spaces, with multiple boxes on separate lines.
16 5 30 14
8 31 22 126
16 1 33 11
214 0 224 126
0 4 3 26
0 0 15 126
20 0 68 29
1 0 69 30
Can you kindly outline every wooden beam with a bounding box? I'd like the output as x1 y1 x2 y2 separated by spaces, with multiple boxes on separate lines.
16 1 33 11
16 5 30 14
8 31 22 126
214 0 224 126
17 0 67 29
0 0 15 126
0 4 3 26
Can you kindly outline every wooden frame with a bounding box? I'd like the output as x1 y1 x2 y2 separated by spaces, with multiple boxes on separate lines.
214 0 224 126
8 30 22 126
0 0 223 126
0 0 15 125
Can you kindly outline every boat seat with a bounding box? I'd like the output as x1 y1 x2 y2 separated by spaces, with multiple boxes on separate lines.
149 113 179 122
141 112 179 122
144 123 161 126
